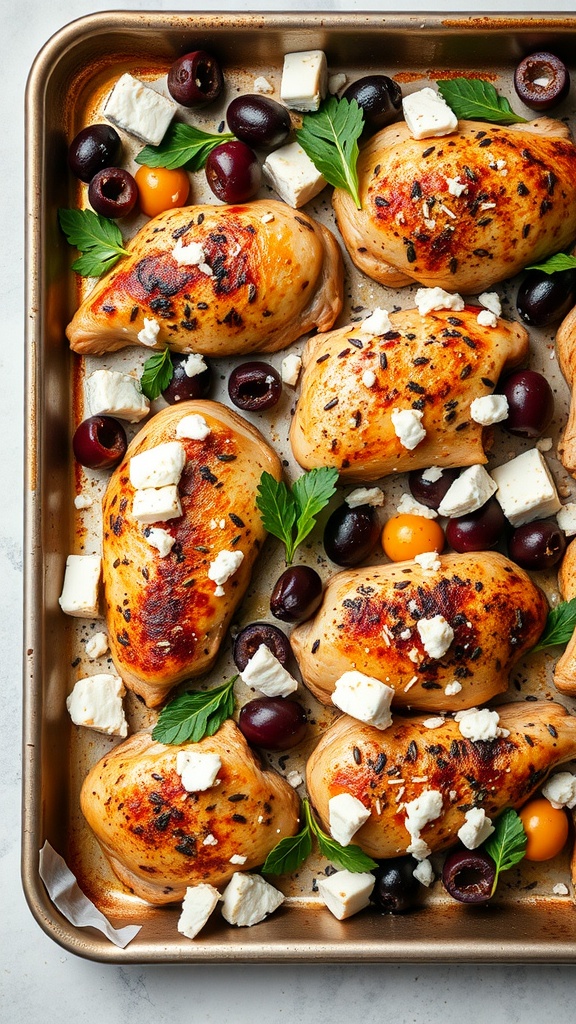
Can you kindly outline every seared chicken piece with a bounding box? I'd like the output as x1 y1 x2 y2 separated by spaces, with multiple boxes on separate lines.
66 200 343 355
80 720 300 905
555 300 576 476
306 702 576 860
334 118 576 294
290 307 528 481
291 551 547 712
553 536 576 696
102 400 281 707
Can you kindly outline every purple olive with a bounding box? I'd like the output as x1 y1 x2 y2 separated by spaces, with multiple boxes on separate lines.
508 520 566 571
228 361 281 411
88 167 138 218
408 467 459 510
73 416 127 469
446 498 507 553
514 52 570 111
500 370 554 439
323 503 380 566
370 857 421 914
238 697 307 751
226 95 291 148
517 269 576 328
270 566 323 623
442 847 496 904
343 75 402 131
161 353 212 404
68 124 122 183
167 50 224 107
233 622 292 672
205 140 261 203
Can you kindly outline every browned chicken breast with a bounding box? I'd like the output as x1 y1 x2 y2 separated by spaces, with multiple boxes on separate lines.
291 551 547 712
80 720 300 904
66 200 343 355
290 307 528 481
306 702 576 860
102 400 281 707
553 536 576 696
333 118 576 294
555 300 576 476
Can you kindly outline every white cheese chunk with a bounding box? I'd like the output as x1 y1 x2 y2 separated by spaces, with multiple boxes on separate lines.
74 493 93 510
404 790 443 860
444 680 462 697
281 353 302 386
423 716 445 729
254 76 274 94
417 615 454 659
360 307 393 336
85 631 109 660
328 793 371 846
221 872 284 927
132 485 182 524
262 142 326 208
104 72 177 145
479 291 502 316
491 449 561 527
175 414 211 441
414 287 465 316
445 175 467 197
137 317 161 348
542 772 576 809
176 750 222 792
229 854 247 865
470 394 509 426
413 858 434 887
317 870 375 920
332 670 394 730
144 526 175 557
557 502 576 536
178 884 221 939
396 492 438 519
402 87 458 139
437 464 497 518
477 309 498 328
329 73 348 94
240 643 298 698
362 369 377 388
286 770 304 788
85 369 150 423
183 352 209 378
59 554 101 618
457 808 495 850
66 673 127 737
171 238 211 271
455 707 509 742
391 408 426 450
414 551 441 572
130 441 186 490
421 466 443 483
280 50 327 111
346 486 385 508
553 883 570 896
207 549 244 597
203 834 218 846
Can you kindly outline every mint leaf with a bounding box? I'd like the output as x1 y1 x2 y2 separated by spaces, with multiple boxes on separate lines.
261 822 313 875
437 79 527 125
257 468 338 564
140 346 174 401
304 800 378 873
532 597 576 653
296 97 364 209
527 253 576 274
291 467 339 553
152 676 237 745
136 122 235 171
483 808 527 895
58 208 130 277
262 799 377 876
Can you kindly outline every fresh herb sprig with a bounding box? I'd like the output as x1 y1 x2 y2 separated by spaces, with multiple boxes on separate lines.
140 346 174 400
136 122 235 171
256 467 338 564
437 78 528 125
296 97 364 209
152 676 237 745
527 253 576 275
58 208 130 277
532 597 576 653
262 798 378 875
483 808 527 896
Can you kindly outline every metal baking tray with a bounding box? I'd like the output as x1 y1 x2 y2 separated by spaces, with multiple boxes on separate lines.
23 11 576 963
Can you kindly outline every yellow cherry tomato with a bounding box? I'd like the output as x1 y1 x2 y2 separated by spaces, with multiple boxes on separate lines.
134 165 190 217
519 797 569 862
382 513 445 562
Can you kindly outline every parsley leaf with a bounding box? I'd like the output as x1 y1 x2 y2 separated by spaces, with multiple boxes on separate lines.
261 821 313 875
256 467 338 564
437 78 528 125
483 808 527 895
140 346 174 401
527 253 576 274
136 122 235 171
262 799 377 876
296 97 364 209
532 597 576 653
58 208 130 277
152 676 237 745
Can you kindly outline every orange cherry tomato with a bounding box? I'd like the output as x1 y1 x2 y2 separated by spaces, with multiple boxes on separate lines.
519 797 569 862
382 514 445 562
134 165 190 217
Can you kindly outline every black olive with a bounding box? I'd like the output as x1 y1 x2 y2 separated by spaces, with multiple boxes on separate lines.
238 697 307 751
442 847 496 904
228 361 281 411
226 95 291 148
68 124 122 183
270 566 323 623
167 51 224 107
508 520 566 571
88 167 138 219
517 269 576 328
514 52 570 111
370 857 421 914
323 503 380 566
343 75 402 131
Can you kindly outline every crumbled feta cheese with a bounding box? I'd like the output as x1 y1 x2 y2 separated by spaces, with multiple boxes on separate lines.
281 353 302 386
104 73 177 145
172 238 209 269
208 549 244 597
254 75 274 94
262 142 326 207
414 286 465 316
491 449 561 526
183 352 209 378
175 413 211 441
536 437 553 452
239 643 298 698
176 750 222 792
542 772 576 809
437 464 497 518
413 859 434 886
280 50 327 111
407 836 432 861
221 872 284 927
557 503 576 536
414 551 441 572
444 680 462 697
229 854 248 865
261 211 275 224
85 631 109 660
391 408 426 450
362 369 377 388
137 316 161 347
457 808 495 849
85 368 150 423
317 870 375 920
470 394 509 426
402 87 458 139
59 554 101 618
328 793 371 846
404 790 443 860
329 73 348 94
479 291 502 316
423 717 445 729
202 834 218 846
66 673 127 737
456 707 509 742
421 466 443 483
130 441 186 489
360 307 393 336
397 492 438 519
286 770 304 788
477 309 498 328
417 615 454 659
74 493 93 510
178 884 221 939
346 486 385 508
132 485 182 524
144 526 175 557
332 670 394 730
553 883 570 896
445 175 467 197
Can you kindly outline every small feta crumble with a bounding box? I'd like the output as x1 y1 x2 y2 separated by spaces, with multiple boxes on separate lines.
286 770 304 788
202 834 218 846
437 464 497 518
414 287 465 316
422 466 443 483
239 643 298 698
477 308 498 328
557 503 576 537
423 717 445 729
479 291 502 316
59 554 101 618
175 413 211 441
317 870 375 920
402 87 458 139
144 526 175 557
329 73 348 94
85 631 109 660
176 750 222 793
132 485 182 524
262 142 326 208
254 75 274 94
417 615 454 659
457 808 495 850
470 394 509 426
404 790 443 860
183 352 209 378
491 449 561 527
362 369 377 388
66 673 127 737
281 353 302 387
444 680 463 697
178 884 221 939
329 793 371 846
207 549 244 597
455 707 509 742
397 492 438 519
346 486 385 508
413 859 434 887
261 211 275 224
407 836 432 860
332 670 394 730
536 437 553 452
542 772 576 809
414 551 441 572
553 883 570 896
74 493 93 510
229 854 248 865
445 175 467 197
280 49 327 111
391 408 426 450
221 872 285 927
172 238 210 270
130 441 186 489
137 316 161 347
360 307 392 336
85 368 150 423
104 73 177 146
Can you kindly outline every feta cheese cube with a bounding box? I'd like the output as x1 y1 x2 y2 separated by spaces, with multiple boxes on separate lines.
85 631 109 660
281 353 302 386
414 551 441 572
332 670 394 730
402 87 458 140
74 492 93 510
479 291 502 316
221 872 284 927
183 352 209 378
470 394 509 426
207 549 244 597
414 287 465 316
444 680 462 697
263 142 326 208
104 73 177 145
417 615 454 659
329 73 348 95
317 870 375 920
85 369 150 423
437 464 497 518
423 716 445 729
176 750 222 792
445 175 467 197
542 771 576 809
240 643 298 698
280 50 327 111
229 854 247 865
553 883 570 896
175 414 211 441
457 808 495 850
144 526 175 557
397 492 438 519
59 554 101 618
328 793 371 846
178 884 221 939
346 486 385 508
362 369 377 388
421 466 443 483
477 309 498 328
491 449 561 526
137 317 161 347
455 707 509 742
360 307 393 336
132 485 182 524
129 441 186 489
254 76 274 95
557 503 576 536
413 858 434 886
391 408 426 450
66 673 127 737
404 790 443 857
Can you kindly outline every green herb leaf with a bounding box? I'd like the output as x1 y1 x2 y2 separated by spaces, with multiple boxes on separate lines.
532 597 576 653
256 471 297 558
136 122 235 171
140 346 174 401
262 799 377 876
58 208 130 277
256 467 338 564
527 253 576 274
483 808 527 895
296 97 364 209
304 800 378 873
152 676 237 745
261 821 313 875
291 467 339 554
437 78 528 125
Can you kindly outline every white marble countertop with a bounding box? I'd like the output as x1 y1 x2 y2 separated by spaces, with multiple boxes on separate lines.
5 1 576 1020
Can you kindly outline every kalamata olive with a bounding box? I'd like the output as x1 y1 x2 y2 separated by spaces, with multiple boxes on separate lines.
446 498 507 553
226 95 291 148
323 503 380 566
514 52 570 111
517 268 576 327
442 847 496 904
167 50 224 107
205 140 261 203
161 353 212 404
370 857 421 914
233 622 292 672
68 124 122 183
88 167 138 218
343 75 402 131
238 697 307 751
500 370 554 439
228 361 281 411
508 520 566 571
270 565 323 623
72 416 127 469
408 467 459 510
